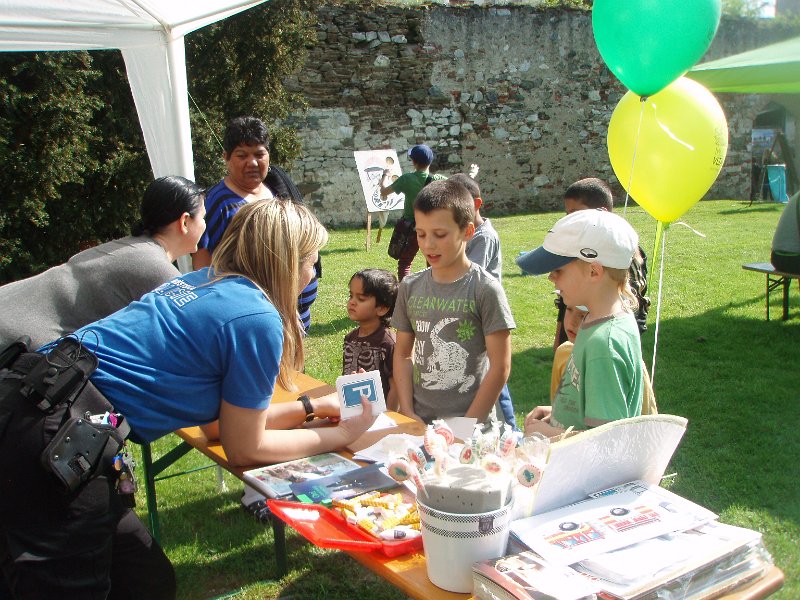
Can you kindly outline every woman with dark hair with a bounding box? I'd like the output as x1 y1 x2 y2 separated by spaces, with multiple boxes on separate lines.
0 176 206 348
192 115 320 331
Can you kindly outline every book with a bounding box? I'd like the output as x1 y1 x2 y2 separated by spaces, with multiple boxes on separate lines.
474 523 773 600
289 463 400 503
472 551 598 600
242 453 360 499
533 415 688 516
510 481 717 567
573 521 771 600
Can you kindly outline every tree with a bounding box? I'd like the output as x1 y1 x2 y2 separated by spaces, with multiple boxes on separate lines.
0 0 315 284
722 0 770 17
0 52 104 280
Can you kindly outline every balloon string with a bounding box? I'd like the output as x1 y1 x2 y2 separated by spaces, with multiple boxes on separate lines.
672 221 706 238
623 96 648 217
650 222 667 386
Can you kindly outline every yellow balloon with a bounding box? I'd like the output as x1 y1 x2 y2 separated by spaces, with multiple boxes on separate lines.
607 77 728 224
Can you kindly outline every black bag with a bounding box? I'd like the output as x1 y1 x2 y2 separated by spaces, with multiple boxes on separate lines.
0 337 129 493
388 217 416 260
41 414 128 493
387 174 433 260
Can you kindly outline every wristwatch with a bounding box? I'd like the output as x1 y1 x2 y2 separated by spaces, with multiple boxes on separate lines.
297 394 315 422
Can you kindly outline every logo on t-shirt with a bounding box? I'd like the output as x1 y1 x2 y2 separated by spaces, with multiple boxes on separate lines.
154 278 200 308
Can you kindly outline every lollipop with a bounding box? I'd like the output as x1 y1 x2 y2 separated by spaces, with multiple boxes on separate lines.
423 426 447 455
480 453 506 475
409 465 428 498
432 419 455 445
480 420 502 457
516 463 543 487
459 438 477 464
387 458 413 482
497 424 517 458
432 450 449 477
407 446 427 471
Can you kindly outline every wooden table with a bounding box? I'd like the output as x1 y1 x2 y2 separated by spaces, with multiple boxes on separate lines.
150 372 785 600
742 262 800 320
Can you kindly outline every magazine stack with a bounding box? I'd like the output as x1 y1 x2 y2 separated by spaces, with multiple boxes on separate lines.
472 481 773 600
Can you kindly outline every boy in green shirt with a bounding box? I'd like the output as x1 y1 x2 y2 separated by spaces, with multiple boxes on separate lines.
518 209 644 435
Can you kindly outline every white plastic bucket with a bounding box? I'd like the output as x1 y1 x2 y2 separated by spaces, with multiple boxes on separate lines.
417 497 513 593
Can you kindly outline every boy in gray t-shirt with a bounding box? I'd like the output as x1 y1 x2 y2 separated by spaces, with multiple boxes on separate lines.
392 179 515 424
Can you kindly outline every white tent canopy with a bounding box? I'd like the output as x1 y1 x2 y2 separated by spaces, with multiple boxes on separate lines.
0 0 269 180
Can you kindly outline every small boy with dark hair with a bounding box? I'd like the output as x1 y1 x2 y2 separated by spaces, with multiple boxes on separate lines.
553 178 650 349
449 173 502 281
343 269 399 410
449 172 518 430
392 179 516 424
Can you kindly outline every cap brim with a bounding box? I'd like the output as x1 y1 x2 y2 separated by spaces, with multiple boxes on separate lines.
516 247 575 275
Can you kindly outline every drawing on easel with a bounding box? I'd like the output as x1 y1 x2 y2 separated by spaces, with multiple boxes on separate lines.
354 150 404 213
354 149 405 249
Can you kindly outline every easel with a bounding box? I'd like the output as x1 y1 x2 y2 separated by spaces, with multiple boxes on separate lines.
365 211 388 250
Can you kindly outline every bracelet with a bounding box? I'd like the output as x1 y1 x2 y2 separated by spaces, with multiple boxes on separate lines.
297 394 315 422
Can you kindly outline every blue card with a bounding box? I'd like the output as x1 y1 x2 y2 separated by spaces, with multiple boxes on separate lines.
335 370 386 418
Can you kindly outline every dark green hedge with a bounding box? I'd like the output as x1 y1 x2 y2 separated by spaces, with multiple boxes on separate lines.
0 0 315 283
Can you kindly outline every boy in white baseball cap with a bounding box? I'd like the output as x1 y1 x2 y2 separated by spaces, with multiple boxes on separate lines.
516 209 644 436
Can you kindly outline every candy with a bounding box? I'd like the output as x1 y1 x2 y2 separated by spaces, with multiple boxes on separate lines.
423 428 447 455
357 517 380 535
339 507 357 522
432 419 455 445
516 463 543 487
398 507 420 526
363 493 404 509
387 459 413 482
481 453 505 474
332 497 358 512
350 490 381 504
407 446 427 470
379 527 421 540
432 451 449 477
379 528 407 540
459 444 476 464
410 468 427 497
498 428 517 458
380 513 406 530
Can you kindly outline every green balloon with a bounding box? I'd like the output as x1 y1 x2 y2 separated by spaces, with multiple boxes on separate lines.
593 0 721 97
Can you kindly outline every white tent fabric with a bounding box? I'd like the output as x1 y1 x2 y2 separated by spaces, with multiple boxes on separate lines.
0 0 269 180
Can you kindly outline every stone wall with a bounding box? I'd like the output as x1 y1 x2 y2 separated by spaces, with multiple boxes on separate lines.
282 4 795 226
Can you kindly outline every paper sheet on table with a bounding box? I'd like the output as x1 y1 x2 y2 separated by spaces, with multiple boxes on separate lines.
346 415 426 453
442 416 477 441
352 433 424 463
366 412 396 431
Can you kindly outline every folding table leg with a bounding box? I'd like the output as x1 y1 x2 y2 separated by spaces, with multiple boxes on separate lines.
782 277 790 320
271 517 288 577
141 442 161 543
766 274 771 321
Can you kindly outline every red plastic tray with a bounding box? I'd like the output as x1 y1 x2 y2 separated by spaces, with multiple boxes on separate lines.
267 499 423 557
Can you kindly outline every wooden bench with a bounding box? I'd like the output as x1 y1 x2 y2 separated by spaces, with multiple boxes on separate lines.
742 262 800 321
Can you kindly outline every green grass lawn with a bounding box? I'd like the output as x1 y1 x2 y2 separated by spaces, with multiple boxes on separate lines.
137 199 799 599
